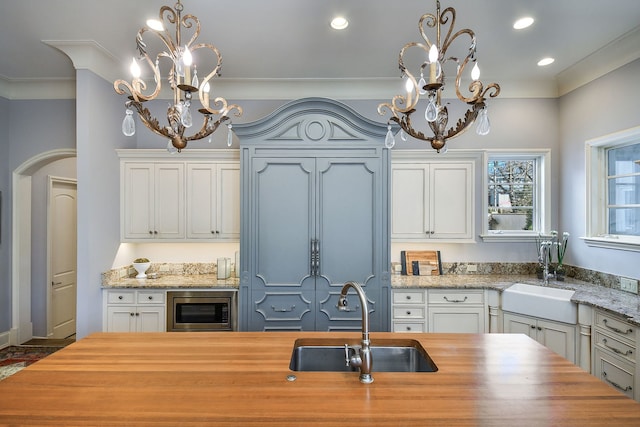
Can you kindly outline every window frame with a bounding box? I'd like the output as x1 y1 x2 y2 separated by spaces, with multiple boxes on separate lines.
480 149 550 243
585 125 640 252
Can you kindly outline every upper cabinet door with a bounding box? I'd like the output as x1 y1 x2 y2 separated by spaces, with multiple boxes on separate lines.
122 162 184 240
122 163 154 239
186 163 240 240
154 163 185 239
391 161 474 241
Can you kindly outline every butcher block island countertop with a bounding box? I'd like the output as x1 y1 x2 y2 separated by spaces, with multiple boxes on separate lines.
2 332 640 426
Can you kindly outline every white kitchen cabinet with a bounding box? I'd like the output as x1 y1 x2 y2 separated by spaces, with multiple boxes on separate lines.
592 309 637 400
391 158 474 241
392 290 427 333
122 162 184 240
186 163 240 240
103 290 166 332
118 149 240 242
503 311 576 363
428 289 485 333
391 288 487 333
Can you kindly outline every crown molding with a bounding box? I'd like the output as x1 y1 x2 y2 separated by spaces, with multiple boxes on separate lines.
557 25 640 96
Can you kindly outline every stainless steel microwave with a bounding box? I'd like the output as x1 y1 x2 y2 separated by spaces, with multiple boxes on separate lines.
166 290 237 332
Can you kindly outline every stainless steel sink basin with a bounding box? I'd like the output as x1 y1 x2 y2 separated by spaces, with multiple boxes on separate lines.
289 338 438 372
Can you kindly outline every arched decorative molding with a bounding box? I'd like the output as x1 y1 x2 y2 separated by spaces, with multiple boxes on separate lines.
234 97 396 143
11 148 77 345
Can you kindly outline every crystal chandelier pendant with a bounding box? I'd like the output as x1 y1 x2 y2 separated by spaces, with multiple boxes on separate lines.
227 123 233 147
385 124 396 149
476 106 491 136
181 101 193 128
418 72 427 95
400 130 408 141
425 95 438 122
166 140 178 154
122 108 136 136
191 66 199 90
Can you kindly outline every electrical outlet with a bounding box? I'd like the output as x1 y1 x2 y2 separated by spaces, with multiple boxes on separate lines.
467 264 477 272
620 277 639 294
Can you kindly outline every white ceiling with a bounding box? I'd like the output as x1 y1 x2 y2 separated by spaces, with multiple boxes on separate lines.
1 0 640 100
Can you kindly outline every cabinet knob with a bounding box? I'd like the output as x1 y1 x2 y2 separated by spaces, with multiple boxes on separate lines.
154 231 158 235
149 231 153 235
118 295 123 300
148 296 153 300
406 311 412 315
406 326 412 331
537 326 542 331
406 295 412 300
530 325 535 329
136 313 140 316
130 312 135 317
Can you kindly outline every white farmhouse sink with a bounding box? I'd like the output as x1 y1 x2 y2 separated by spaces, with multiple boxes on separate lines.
502 283 577 324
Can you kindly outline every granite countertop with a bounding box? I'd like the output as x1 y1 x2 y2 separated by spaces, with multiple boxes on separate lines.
392 274 640 327
103 274 239 289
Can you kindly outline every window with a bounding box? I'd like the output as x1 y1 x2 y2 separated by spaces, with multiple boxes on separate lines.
481 150 550 242
586 126 640 251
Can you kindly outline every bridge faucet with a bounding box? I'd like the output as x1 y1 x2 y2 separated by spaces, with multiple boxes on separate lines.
337 281 373 384
540 240 553 285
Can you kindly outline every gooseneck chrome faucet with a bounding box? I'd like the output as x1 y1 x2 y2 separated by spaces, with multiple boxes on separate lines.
337 281 373 384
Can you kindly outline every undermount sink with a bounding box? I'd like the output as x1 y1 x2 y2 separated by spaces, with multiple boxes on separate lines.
502 283 577 323
289 338 438 373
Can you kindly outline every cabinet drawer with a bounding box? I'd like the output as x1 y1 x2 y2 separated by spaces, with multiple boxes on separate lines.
107 291 135 304
595 311 636 344
594 330 635 364
595 348 635 400
393 306 426 320
392 322 425 333
428 289 483 305
137 291 165 304
393 290 425 304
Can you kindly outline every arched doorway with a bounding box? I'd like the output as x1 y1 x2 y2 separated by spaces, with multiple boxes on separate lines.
11 149 76 344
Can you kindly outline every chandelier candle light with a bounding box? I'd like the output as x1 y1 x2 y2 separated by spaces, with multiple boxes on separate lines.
378 0 500 152
114 0 242 153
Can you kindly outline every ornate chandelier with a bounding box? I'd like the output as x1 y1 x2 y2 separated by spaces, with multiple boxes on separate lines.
378 0 500 152
114 0 242 153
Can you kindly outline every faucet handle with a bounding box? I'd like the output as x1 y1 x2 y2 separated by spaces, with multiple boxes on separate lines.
344 344 350 366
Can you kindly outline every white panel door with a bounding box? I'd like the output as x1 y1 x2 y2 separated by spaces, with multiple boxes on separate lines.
49 178 77 339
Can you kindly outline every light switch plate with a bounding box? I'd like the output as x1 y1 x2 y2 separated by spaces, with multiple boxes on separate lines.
620 277 638 294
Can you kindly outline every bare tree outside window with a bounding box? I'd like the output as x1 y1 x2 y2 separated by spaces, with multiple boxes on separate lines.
488 159 535 231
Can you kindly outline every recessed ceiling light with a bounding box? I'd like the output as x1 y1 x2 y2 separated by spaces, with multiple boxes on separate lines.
537 57 555 66
513 17 534 30
330 16 349 30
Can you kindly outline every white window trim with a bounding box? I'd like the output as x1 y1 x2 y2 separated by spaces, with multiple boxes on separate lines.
584 125 640 252
480 149 551 243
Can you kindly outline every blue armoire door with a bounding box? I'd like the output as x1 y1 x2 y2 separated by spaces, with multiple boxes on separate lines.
247 155 382 331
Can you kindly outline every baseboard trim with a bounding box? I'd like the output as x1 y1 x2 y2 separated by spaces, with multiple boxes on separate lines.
0 330 11 349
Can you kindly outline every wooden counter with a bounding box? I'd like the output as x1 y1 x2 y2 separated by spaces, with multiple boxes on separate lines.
1 332 640 426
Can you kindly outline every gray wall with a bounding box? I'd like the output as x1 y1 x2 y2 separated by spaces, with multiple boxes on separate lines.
558 58 640 279
75 69 130 338
1 98 76 337
0 96 9 333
